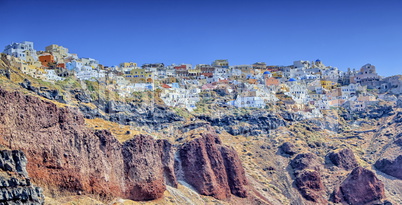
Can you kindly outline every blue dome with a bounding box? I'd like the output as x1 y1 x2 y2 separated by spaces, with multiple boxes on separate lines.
289 78 297 82
315 59 321 62
263 71 271 75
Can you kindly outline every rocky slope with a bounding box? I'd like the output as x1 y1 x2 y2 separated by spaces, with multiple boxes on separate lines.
1 56 402 204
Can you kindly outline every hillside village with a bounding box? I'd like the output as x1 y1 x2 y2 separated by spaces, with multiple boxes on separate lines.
3 41 402 115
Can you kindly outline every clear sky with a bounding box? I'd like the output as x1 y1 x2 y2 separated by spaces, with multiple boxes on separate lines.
0 0 401 76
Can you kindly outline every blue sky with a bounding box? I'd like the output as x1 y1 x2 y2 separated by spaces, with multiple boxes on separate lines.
0 0 401 76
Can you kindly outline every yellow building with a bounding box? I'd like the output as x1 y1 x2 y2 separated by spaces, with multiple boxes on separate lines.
212 59 229 68
119 62 137 68
271 71 283 78
124 68 154 83
45 44 69 63
188 69 201 77
320 80 336 90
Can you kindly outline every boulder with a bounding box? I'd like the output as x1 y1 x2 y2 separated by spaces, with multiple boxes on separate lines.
375 155 402 180
333 167 386 205
280 142 297 156
290 153 326 203
327 148 359 170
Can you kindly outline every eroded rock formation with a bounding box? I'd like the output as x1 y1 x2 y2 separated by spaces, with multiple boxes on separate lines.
290 153 326 203
178 132 248 199
375 155 402 180
333 167 386 205
327 148 359 170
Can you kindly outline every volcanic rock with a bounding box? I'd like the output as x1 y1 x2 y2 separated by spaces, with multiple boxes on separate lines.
280 142 297 156
375 155 402 180
157 139 178 187
122 135 166 201
290 153 321 171
0 149 44 204
290 153 326 203
178 132 248 199
294 169 324 203
0 88 250 201
333 167 386 205
327 148 359 170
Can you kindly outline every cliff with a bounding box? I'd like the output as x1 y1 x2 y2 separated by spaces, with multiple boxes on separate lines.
177 132 248 199
0 87 252 203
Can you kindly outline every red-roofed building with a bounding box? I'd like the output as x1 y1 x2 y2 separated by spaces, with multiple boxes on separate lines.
162 84 171 89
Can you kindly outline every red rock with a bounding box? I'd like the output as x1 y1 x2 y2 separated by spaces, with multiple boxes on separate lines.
375 155 402 180
178 132 248 199
295 170 324 203
219 145 248 198
328 148 359 170
156 139 178 187
122 135 166 200
0 88 162 200
290 153 320 171
290 153 326 203
333 167 386 205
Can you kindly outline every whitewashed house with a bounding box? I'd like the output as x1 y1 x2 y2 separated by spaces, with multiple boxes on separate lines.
341 83 359 99
285 83 309 104
45 69 64 81
160 87 200 111
227 96 265 108
3 41 38 62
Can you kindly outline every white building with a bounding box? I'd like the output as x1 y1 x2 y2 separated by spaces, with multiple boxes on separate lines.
285 83 309 104
3 41 38 62
341 83 359 99
45 69 64 81
75 66 105 81
227 96 265 108
160 87 201 111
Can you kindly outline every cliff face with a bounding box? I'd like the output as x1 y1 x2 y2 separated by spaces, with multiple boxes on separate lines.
80 100 184 130
374 116 402 180
122 135 166 200
0 150 44 204
178 132 248 200
0 88 127 199
375 155 402 180
196 113 287 136
0 88 249 202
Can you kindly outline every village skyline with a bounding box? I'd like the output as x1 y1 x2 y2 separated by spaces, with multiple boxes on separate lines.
1 0 401 77
3 40 401 115
1 40 395 77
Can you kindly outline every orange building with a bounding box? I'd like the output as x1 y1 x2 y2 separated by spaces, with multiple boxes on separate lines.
265 77 279 86
57 63 65 68
38 54 55 67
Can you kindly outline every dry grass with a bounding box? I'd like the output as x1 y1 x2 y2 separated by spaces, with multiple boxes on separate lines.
85 118 148 143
